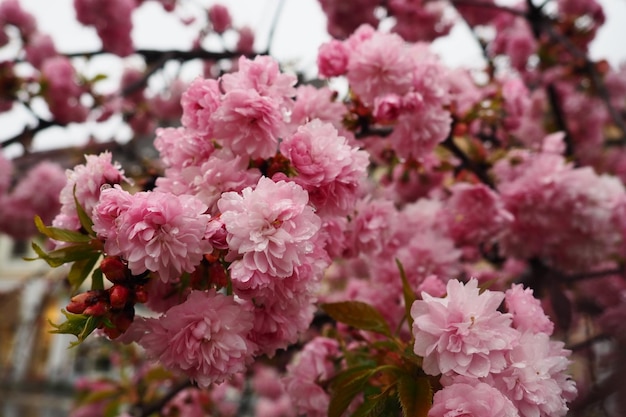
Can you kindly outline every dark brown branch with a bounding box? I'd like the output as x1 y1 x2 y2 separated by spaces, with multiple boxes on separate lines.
449 0 526 17
135 379 194 417
564 266 624 282
442 135 495 188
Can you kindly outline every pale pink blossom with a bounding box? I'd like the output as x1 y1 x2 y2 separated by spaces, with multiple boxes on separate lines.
96 189 211 282
411 279 520 377
346 198 397 256
136 290 255 387
53 152 128 231
154 126 215 170
221 56 296 110
493 332 577 417
390 107 452 160
317 39 350 78
156 148 261 214
289 85 347 131
211 89 284 159
283 337 339 417
429 382 519 417
207 4 231 34
218 177 321 281
279 120 369 216
347 31 414 106
505 284 554 335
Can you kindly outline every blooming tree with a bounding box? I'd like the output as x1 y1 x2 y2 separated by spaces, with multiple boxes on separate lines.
2 0 626 416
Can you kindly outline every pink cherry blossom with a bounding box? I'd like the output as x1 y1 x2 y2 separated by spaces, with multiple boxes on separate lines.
74 0 135 56
218 177 321 281
429 382 519 417
347 31 415 106
279 119 369 216
317 39 350 78
94 189 212 282
24 33 56 68
492 332 577 417
283 337 339 417
180 77 221 138
505 284 554 335
154 126 215 170
0 161 66 240
441 182 513 246
53 152 128 232
41 56 88 124
211 89 284 159
411 279 520 377
136 290 255 387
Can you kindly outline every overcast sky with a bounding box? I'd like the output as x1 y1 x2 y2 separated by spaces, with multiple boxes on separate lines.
2 0 625 156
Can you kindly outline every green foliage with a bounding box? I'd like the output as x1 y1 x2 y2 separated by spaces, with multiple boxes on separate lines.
50 310 102 348
321 301 392 337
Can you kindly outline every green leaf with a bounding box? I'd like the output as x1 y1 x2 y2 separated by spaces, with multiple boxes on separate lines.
68 254 101 292
50 310 101 347
396 376 431 417
351 391 399 417
30 241 97 267
34 216 92 243
396 259 416 329
74 185 95 236
321 301 392 337
92 268 104 290
329 365 377 417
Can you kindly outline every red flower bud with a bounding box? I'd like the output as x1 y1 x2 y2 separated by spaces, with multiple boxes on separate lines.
100 256 129 284
83 301 109 317
66 291 100 314
109 285 131 309
134 286 148 304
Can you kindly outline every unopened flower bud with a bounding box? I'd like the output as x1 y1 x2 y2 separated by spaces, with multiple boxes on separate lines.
100 256 128 284
134 286 148 304
109 285 131 309
83 301 109 317
66 291 100 314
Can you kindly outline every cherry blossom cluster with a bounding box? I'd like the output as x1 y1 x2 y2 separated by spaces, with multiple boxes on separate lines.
412 279 576 417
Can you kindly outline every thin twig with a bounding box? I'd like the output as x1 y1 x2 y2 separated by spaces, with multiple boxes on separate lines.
265 0 286 56
135 379 194 417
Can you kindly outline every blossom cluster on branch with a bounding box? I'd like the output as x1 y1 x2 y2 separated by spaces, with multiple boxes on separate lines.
2 0 626 416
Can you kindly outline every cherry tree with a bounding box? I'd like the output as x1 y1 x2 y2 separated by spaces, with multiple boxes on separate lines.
1 0 626 416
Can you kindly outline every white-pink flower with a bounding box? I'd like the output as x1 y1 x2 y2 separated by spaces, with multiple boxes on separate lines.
411 279 520 377
429 382 519 417
136 290 255 387
218 177 321 282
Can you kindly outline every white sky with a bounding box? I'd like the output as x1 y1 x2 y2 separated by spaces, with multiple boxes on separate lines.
2 0 625 157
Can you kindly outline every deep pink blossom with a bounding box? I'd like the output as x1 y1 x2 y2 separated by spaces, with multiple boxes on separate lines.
236 26 255 54
207 4 232 34
0 152 12 196
429 382 519 417
411 279 520 377
24 33 57 68
390 107 452 160
136 290 255 387
74 0 135 56
283 337 339 417
41 56 88 124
